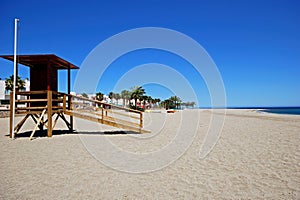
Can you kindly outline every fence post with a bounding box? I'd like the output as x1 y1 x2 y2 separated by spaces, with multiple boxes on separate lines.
101 108 104 124
139 112 143 128
47 90 52 137
63 94 66 112
68 94 73 131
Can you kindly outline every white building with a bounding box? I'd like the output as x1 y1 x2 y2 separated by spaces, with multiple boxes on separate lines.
0 79 10 106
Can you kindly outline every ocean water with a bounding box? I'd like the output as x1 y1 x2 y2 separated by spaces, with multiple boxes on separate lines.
197 107 300 116
259 108 300 115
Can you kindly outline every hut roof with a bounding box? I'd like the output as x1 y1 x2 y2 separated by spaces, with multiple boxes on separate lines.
0 54 79 69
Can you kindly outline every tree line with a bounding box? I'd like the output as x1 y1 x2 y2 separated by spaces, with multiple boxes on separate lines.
89 86 196 111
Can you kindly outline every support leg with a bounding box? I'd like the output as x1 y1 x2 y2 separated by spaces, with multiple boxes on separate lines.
59 113 72 130
29 108 47 140
47 91 52 137
52 113 60 130
14 114 30 134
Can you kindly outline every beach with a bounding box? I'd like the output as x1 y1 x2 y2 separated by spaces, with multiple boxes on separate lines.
0 109 299 199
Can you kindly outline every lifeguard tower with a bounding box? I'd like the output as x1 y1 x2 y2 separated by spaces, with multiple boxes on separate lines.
1 54 148 140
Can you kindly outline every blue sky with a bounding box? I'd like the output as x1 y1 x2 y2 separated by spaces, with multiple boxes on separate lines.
0 0 299 107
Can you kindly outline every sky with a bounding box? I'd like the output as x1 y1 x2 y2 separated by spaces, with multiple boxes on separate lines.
0 0 299 107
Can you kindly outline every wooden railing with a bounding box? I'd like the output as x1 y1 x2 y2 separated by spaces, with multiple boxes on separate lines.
67 94 145 132
10 90 69 137
11 90 147 134
12 90 66 114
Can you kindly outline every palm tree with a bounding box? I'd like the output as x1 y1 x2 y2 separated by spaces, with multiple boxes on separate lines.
153 98 161 108
5 75 25 91
108 92 114 103
121 90 131 107
183 101 196 108
163 99 171 109
114 93 121 105
130 86 145 107
96 92 104 101
190 101 196 108
141 95 149 109
170 96 182 109
146 96 153 109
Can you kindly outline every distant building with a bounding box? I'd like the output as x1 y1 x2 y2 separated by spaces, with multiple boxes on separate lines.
0 79 10 106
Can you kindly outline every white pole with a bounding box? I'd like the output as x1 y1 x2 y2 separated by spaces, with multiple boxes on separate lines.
12 18 19 139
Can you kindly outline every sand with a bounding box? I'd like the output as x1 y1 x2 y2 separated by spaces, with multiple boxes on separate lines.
0 109 299 199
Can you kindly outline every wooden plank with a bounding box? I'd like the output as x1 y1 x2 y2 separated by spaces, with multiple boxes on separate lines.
16 99 63 103
16 90 47 95
16 106 46 110
15 110 50 115
16 99 47 103
16 106 63 110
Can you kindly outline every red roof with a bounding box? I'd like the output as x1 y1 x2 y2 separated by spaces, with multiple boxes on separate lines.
0 54 79 69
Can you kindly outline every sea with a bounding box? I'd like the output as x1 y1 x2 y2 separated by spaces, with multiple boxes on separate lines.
257 107 300 115
197 107 300 116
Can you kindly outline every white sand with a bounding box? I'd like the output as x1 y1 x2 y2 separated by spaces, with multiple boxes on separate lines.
0 109 299 199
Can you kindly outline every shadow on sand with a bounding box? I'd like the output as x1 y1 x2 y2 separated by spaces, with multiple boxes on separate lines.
5 129 139 139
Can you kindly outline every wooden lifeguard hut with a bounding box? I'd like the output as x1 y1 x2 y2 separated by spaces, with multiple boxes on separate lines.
0 54 79 138
1 54 148 140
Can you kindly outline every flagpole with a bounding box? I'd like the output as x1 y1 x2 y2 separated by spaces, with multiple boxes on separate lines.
12 18 19 139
